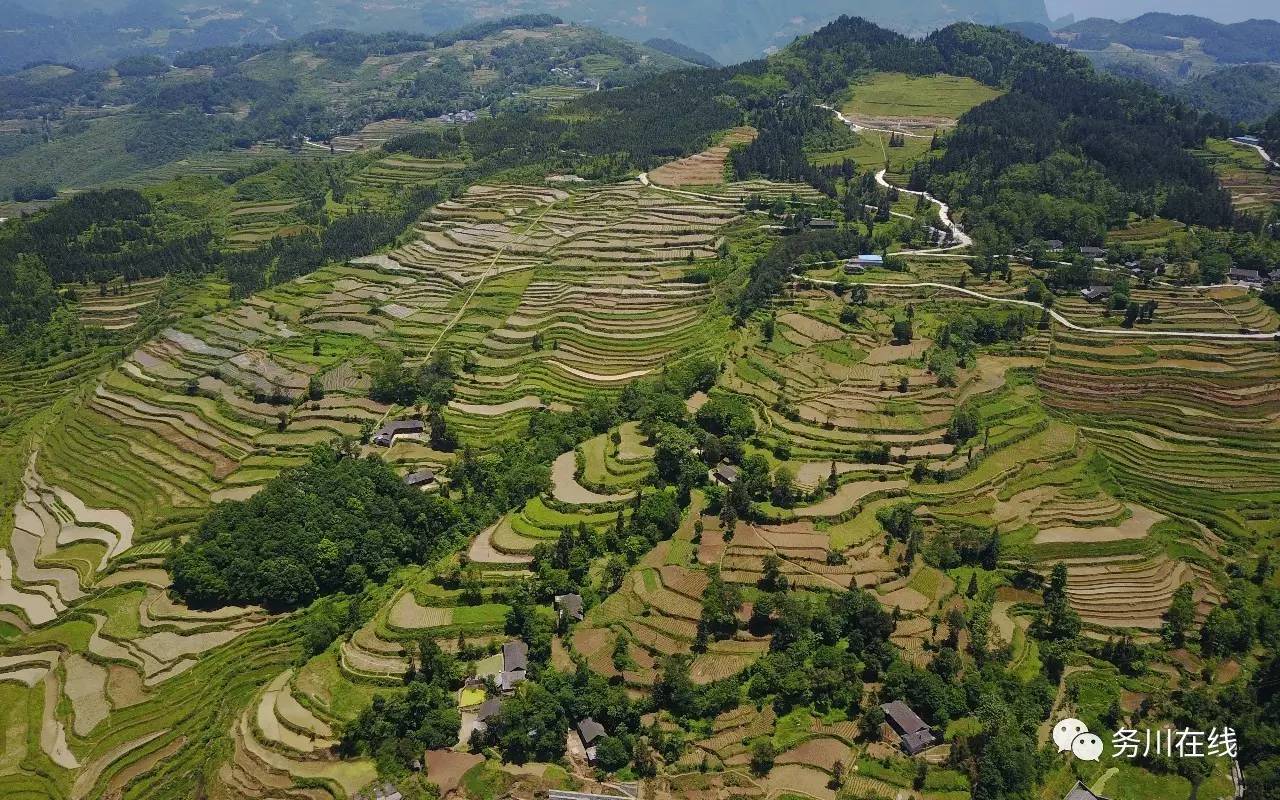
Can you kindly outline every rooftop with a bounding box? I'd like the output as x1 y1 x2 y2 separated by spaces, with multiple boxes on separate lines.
713 462 740 484
1064 780 1110 800
577 717 607 745
556 593 585 621
881 700 929 735
502 640 528 673
404 469 435 486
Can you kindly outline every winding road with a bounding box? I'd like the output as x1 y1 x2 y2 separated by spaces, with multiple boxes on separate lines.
819 104 972 250
805 278 1279 341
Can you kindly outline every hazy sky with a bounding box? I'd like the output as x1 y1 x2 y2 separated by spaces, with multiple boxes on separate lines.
1046 0 1278 22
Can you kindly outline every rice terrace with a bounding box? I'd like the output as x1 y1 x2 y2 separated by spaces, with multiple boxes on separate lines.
1 10 1279 800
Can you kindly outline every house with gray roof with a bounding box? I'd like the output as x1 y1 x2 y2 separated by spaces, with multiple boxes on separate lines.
577 717 607 762
500 640 528 692
404 469 435 487
373 419 424 447
880 700 936 755
555 593 585 622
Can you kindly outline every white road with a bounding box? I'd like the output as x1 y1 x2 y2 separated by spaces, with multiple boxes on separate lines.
819 104 971 250
805 278 1278 341
873 167 972 249
818 103 930 139
1229 136 1276 167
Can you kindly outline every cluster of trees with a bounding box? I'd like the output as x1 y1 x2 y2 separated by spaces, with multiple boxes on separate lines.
168 447 475 609
1264 109 1280 160
10 182 56 202
369 349 457 408
224 183 446 299
383 128 464 159
738 226 872 319
340 640 462 771
528 490 683 599
0 188 216 339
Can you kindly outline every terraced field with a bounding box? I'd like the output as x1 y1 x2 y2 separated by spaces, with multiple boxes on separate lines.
69 278 167 332
0 166 815 797
2 81 1277 798
1196 138 1280 212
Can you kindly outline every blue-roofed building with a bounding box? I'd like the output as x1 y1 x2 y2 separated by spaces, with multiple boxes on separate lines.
844 254 883 273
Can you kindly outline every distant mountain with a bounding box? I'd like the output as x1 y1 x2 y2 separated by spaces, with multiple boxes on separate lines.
1058 13 1280 62
0 18 697 196
1 0 1051 70
1046 0 1274 25
1175 64 1280 123
644 39 720 68
996 13 1280 122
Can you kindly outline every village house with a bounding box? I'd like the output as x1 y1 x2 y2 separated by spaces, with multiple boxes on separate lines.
1080 285 1112 303
403 469 435 488
1045 239 1065 252
844 254 883 273
555 593 584 623
576 717 607 763
1063 780 1110 800
471 696 502 738
1228 267 1266 288
880 700 936 755
372 419 424 447
808 217 837 229
1079 246 1108 260
500 640 528 692
712 462 740 486
353 783 403 800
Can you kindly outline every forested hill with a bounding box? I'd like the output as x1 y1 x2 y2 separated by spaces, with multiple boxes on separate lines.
1265 110 1280 158
745 17 1234 241
0 17 696 199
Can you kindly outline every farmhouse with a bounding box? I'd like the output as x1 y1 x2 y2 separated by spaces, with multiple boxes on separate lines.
1045 239 1064 252
372 419 424 447
555 593 585 622
1228 267 1266 288
1079 246 1108 259
576 717 608 763
880 700 936 755
500 639 528 692
712 462 740 485
1080 285 1112 303
844 254 883 273
472 697 502 736
404 469 435 488
809 218 837 229
1063 781 1110 800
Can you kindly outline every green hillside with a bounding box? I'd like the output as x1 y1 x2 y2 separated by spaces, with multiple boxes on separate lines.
0 13 1277 800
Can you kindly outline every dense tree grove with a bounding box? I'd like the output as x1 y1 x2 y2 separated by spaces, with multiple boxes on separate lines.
168 448 474 609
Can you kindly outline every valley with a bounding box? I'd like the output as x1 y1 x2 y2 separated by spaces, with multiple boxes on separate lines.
0 13 1278 800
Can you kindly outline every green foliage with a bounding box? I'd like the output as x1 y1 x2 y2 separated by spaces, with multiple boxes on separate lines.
694 394 756 438
169 447 472 609
370 349 457 407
